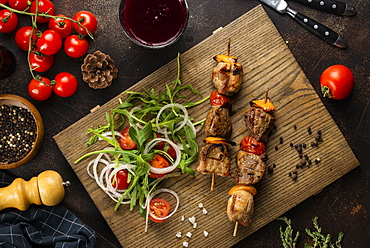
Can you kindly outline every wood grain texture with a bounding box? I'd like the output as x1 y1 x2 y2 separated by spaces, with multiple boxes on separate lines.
54 5 359 248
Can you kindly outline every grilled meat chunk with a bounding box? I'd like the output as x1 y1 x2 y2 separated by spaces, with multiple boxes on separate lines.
244 107 275 142
211 62 243 96
232 150 266 185
227 184 257 226
197 143 231 177
204 105 232 138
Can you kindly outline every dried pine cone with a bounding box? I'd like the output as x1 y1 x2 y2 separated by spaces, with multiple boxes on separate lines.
81 51 118 89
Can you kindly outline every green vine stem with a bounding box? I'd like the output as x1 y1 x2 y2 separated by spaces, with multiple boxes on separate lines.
0 3 94 39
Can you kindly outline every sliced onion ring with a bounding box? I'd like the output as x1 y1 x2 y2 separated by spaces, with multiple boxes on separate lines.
156 103 188 134
144 138 181 174
147 188 180 221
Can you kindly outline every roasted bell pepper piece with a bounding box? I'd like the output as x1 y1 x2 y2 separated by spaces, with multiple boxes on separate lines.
210 91 232 111
204 137 236 146
213 54 238 63
240 136 266 156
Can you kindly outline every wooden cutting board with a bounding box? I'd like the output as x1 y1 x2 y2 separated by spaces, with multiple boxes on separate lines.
54 5 359 248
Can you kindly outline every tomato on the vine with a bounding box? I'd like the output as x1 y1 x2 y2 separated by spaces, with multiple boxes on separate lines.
64 34 88 58
29 52 54 72
29 0 55 23
0 0 7 5
8 0 29 11
320 64 354 100
28 77 53 101
0 9 18 33
48 14 72 39
15 26 38 51
111 169 130 190
117 127 137 150
36 30 62 55
149 198 171 223
148 154 169 178
52 72 78 97
72 11 97 36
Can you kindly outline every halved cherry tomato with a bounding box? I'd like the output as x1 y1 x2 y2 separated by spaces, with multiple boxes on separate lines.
29 51 54 72
148 154 169 178
64 34 88 58
149 198 170 223
240 136 265 156
117 127 137 150
52 72 78 97
72 11 97 36
0 9 18 33
15 26 38 51
210 91 232 111
48 14 72 39
29 0 55 23
111 169 130 190
320 64 354 100
36 30 62 55
28 76 53 101
155 137 177 160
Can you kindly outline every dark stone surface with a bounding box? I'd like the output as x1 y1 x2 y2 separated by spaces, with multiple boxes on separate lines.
1 0 369 247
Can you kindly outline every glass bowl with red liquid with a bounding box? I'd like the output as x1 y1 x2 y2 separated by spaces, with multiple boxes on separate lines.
119 0 189 49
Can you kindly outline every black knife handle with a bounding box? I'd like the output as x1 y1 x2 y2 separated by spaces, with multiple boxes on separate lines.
294 0 356 16
293 11 347 48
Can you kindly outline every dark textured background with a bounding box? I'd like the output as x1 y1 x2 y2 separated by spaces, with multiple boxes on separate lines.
1 0 369 247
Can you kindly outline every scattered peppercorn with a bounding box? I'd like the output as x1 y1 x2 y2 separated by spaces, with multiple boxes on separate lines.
307 126 312 135
290 143 293 147
275 146 279 151
279 137 283 144
293 125 297 130
0 105 37 164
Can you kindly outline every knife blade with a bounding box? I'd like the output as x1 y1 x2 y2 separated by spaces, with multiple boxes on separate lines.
259 0 347 48
293 0 357 16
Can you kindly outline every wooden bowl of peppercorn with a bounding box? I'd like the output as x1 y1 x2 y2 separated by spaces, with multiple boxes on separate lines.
0 94 44 169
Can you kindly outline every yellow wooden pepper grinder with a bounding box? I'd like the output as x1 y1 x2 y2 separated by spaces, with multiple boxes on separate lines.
0 170 70 211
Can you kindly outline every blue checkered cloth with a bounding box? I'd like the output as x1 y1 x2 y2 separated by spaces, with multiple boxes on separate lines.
0 171 97 248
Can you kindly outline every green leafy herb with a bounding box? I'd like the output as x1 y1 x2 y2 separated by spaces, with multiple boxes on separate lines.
75 53 208 215
277 216 300 248
278 216 344 248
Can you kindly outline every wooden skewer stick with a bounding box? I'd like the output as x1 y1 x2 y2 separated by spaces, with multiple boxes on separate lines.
226 38 231 56
211 173 215 191
233 221 239 237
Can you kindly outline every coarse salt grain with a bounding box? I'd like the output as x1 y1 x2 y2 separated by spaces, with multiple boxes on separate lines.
202 208 208 215
183 241 189 247
176 232 182 238
193 222 197 229
188 216 195 225
186 232 192 238
204 231 209 237
198 203 203 208
181 216 185 221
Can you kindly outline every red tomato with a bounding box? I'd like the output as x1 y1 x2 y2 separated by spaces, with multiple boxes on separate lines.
155 140 177 160
118 127 137 150
29 0 55 23
0 10 18 33
64 34 88 58
148 154 169 178
0 0 7 5
8 0 29 11
52 72 78 97
111 169 130 190
29 52 54 72
73 11 97 36
320 65 354 100
210 91 232 111
149 198 171 223
28 77 53 101
36 30 62 55
48 14 72 39
240 136 265 156
15 26 38 51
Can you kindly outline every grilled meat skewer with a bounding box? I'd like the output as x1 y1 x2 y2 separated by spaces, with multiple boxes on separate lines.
227 184 257 227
